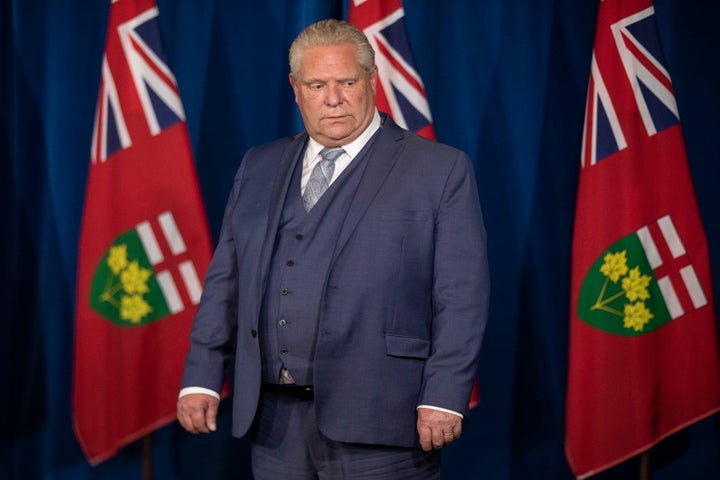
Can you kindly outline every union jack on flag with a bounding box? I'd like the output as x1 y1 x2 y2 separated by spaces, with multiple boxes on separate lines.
581 6 679 167
349 0 436 140
91 3 185 163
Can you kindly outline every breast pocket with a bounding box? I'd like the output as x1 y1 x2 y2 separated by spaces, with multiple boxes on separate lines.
379 209 431 222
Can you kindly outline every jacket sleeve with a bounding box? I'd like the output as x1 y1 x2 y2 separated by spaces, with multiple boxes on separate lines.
180 159 248 393
418 151 490 417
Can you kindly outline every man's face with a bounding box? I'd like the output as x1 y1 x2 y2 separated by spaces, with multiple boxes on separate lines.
290 43 377 147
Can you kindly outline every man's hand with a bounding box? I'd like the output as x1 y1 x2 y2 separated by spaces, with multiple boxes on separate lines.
177 393 220 434
417 408 462 452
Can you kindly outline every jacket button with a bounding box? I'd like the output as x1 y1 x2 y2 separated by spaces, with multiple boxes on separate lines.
280 347 288 355
286 260 295 266
280 288 288 295
295 233 304 240
251 329 257 338
279 319 287 326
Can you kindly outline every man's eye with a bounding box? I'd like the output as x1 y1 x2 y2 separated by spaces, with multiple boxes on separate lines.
343 81 356 87
309 84 323 91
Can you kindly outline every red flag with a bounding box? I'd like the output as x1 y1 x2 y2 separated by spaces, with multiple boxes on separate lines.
73 0 212 464
349 0 481 409
566 0 720 477
349 0 436 140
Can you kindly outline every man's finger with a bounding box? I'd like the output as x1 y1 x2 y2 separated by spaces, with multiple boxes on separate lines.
190 407 210 433
450 422 462 441
205 400 219 432
442 431 455 444
430 427 445 450
418 423 433 452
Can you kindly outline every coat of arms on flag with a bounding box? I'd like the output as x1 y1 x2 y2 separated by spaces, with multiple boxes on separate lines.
89 211 203 326
578 214 709 335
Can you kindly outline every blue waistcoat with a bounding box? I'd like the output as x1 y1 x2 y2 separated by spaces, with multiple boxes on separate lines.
259 144 370 385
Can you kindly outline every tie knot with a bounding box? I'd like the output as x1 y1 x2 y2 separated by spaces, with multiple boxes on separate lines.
320 147 344 163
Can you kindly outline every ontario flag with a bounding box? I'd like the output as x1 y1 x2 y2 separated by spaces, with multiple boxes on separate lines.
566 0 720 477
73 0 212 464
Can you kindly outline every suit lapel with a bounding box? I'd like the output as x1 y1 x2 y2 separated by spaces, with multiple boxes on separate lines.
331 118 405 264
256 134 308 292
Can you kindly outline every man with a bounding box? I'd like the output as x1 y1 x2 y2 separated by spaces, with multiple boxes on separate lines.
177 19 489 479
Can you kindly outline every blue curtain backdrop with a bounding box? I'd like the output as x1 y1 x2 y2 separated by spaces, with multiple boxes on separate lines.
2 0 719 478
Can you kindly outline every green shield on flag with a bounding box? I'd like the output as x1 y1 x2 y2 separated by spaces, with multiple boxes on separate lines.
89 229 171 327
578 232 672 335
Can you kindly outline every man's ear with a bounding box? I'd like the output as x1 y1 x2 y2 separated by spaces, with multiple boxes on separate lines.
289 73 300 102
369 65 378 93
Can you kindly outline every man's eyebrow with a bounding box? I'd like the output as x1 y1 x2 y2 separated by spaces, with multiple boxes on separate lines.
299 77 326 86
302 75 361 84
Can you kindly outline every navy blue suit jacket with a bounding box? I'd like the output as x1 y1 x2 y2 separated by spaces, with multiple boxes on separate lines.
181 114 490 448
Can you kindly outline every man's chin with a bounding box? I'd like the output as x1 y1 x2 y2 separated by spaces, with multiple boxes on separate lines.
320 120 352 133
316 127 358 144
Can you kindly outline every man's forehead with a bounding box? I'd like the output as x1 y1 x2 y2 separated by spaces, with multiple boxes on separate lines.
297 53 366 78
301 71 364 81
300 43 358 62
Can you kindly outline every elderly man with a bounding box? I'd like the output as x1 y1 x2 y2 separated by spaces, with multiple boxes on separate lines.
177 19 489 479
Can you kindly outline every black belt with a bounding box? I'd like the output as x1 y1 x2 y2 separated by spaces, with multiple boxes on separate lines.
261 382 315 401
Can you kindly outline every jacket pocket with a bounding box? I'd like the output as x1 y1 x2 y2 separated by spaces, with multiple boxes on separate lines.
379 208 431 222
385 334 431 359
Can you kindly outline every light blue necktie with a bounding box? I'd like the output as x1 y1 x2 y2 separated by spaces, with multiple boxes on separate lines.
303 147 344 212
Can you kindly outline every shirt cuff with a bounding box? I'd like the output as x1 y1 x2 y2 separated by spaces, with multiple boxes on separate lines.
179 386 221 399
416 405 464 419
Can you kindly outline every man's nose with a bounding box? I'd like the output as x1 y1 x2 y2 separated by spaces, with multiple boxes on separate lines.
325 84 342 105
